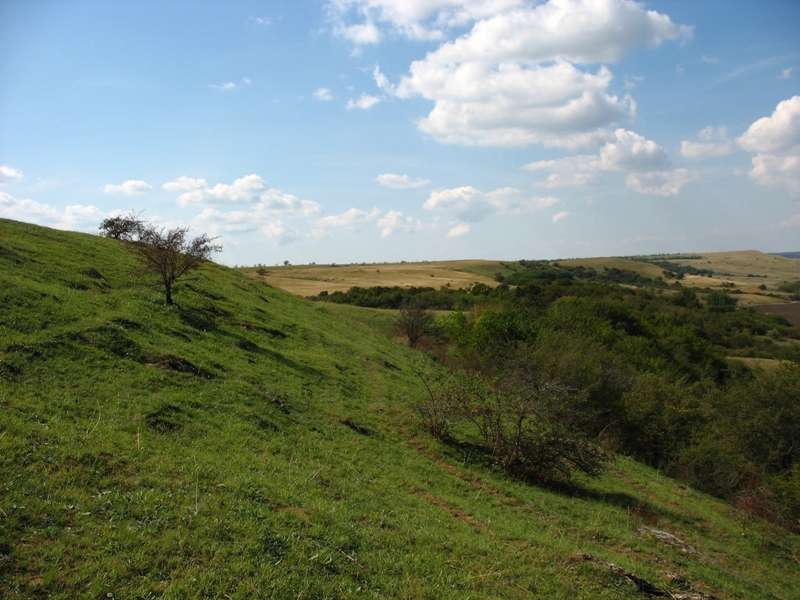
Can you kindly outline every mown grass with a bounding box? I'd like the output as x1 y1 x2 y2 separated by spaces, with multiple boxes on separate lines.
2 218 799 599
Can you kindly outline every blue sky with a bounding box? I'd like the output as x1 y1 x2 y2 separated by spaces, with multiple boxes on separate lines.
2 0 799 266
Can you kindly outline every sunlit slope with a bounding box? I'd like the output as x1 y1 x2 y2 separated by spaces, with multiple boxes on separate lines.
1 218 798 599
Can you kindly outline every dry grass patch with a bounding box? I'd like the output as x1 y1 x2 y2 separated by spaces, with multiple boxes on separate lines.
241 260 504 296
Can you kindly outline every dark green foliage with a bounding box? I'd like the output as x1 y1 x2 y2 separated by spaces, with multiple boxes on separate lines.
416 370 609 483
706 290 738 311
99 211 144 240
630 257 715 278
433 259 800 529
394 297 437 348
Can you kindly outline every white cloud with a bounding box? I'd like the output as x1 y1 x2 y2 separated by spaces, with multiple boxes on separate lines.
530 196 561 210
327 0 491 43
701 55 718 64
262 220 301 245
398 60 636 148
448 223 471 237
0 165 24 186
327 0 689 52
680 126 734 159
346 93 381 110
625 169 691 197
780 67 793 80
376 173 430 188
598 128 670 171
210 82 236 91
737 96 800 155
748 154 800 198
366 0 688 149
552 211 570 222
738 96 800 198
0 191 104 231
316 207 381 229
164 175 322 242
163 175 321 215
249 16 271 26
313 87 333 101
243 77 253 85
423 185 560 224
524 128 685 195
165 174 267 206
377 210 424 237
102 180 153 195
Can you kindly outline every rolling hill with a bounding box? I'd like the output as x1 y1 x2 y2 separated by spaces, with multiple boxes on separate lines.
1 218 799 599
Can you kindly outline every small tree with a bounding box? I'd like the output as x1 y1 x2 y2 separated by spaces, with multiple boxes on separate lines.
99 211 145 240
395 297 436 349
134 224 222 305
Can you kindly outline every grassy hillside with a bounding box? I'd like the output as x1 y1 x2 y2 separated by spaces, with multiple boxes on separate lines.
2 218 799 599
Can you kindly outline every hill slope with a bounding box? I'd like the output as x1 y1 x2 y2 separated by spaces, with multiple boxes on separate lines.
1 218 799 599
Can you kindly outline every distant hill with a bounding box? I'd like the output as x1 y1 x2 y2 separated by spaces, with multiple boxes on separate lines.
250 250 800 308
773 251 800 260
2 218 799 599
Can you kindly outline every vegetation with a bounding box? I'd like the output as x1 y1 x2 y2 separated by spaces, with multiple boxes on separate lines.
100 212 222 305
312 261 800 528
394 298 437 349
2 218 799 599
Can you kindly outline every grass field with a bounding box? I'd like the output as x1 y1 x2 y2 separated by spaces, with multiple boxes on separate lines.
2 218 800 599
245 252 800 308
239 260 505 296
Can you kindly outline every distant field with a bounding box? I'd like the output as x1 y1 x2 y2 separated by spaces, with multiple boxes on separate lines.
751 302 800 326
242 251 800 307
241 260 505 296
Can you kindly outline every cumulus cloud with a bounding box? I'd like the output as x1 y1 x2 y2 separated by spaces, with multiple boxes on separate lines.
448 223 471 237
351 0 688 149
680 126 734 159
0 191 104 231
102 180 153 195
313 87 333 101
163 174 322 215
346 93 381 110
326 0 511 43
625 169 691 197
316 207 381 229
737 96 800 155
524 128 688 196
377 210 424 237
737 96 800 198
376 173 431 188
423 185 561 228
552 211 570 222
0 165 24 186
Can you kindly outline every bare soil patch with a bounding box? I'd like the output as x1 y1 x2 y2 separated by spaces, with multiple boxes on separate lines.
750 302 800 326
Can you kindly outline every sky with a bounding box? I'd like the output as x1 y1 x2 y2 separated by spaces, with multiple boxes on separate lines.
1 0 799 267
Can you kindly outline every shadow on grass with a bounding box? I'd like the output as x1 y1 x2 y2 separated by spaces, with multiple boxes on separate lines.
440 439 698 526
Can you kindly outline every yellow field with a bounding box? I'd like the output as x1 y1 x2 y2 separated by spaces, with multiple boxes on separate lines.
560 250 800 306
241 260 505 297
240 251 800 306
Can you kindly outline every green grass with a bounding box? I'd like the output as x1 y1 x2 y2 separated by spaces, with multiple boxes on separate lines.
2 218 799 599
